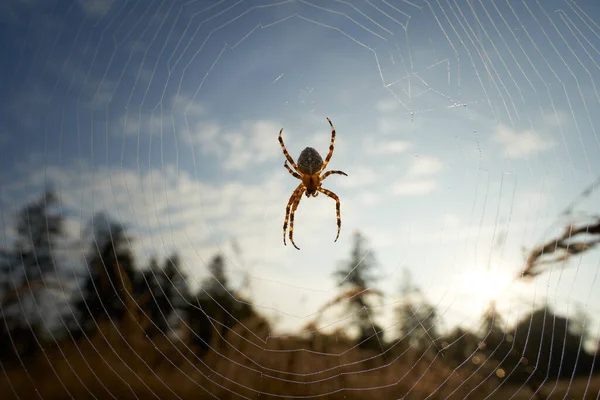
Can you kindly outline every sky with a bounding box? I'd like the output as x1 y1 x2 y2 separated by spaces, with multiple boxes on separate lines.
2 0 600 343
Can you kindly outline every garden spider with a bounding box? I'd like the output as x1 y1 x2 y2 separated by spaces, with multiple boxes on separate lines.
278 117 348 250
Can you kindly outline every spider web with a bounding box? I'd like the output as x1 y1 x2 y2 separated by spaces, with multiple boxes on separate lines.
1 0 600 398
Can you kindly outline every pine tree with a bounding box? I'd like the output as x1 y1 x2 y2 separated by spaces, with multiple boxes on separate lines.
138 252 190 336
395 268 439 349
0 190 70 358
332 231 381 348
73 213 137 332
187 253 254 353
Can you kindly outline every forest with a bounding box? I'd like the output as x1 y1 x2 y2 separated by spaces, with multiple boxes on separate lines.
1 189 600 399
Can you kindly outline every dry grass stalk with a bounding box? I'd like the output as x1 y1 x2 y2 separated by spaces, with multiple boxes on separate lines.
522 219 600 279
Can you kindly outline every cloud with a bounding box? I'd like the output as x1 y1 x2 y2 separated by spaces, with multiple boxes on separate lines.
0 158 299 283
375 98 401 113
221 120 282 171
392 179 436 196
172 93 205 116
541 110 568 129
492 124 554 158
356 192 379 206
117 111 172 136
391 156 443 196
118 95 211 137
406 156 443 177
442 213 460 227
77 0 113 16
377 117 401 134
186 121 222 152
337 166 377 188
364 137 412 156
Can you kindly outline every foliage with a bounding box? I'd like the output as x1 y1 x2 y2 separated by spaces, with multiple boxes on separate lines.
73 213 137 332
1 190 599 399
332 231 382 348
395 268 440 349
0 190 70 359
187 254 256 352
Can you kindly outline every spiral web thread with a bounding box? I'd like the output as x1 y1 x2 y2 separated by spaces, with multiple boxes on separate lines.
1 0 600 398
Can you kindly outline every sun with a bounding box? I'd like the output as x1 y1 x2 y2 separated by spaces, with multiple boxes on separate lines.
458 266 513 305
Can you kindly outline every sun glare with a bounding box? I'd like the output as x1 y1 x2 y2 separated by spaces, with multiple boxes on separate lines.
458 267 513 305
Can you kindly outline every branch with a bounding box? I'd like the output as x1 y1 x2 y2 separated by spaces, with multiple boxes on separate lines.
521 219 600 279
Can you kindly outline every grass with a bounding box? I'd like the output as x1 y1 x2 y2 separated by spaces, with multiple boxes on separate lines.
0 308 509 399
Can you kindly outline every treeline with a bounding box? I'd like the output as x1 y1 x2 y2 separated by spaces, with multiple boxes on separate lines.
0 190 256 363
0 190 599 398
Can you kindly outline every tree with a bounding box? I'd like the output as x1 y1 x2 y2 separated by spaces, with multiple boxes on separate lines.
332 231 382 348
510 305 596 382
187 253 255 353
162 252 190 331
137 252 190 336
14 190 65 279
395 268 439 349
73 213 137 332
439 327 480 368
0 190 70 359
203 253 229 296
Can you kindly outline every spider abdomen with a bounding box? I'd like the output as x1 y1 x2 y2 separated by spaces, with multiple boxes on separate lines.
297 147 323 175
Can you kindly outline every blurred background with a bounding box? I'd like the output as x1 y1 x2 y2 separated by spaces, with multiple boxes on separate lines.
2 0 600 398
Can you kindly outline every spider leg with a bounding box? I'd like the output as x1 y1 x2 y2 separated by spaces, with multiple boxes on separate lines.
283 183 304 247
317 187 342 243
318 117 336 174
284 162 302 180
278 128 300 171
288 187 305 250
320 170 347 181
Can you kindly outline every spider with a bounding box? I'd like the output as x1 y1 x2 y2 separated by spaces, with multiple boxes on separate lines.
278 117 348 250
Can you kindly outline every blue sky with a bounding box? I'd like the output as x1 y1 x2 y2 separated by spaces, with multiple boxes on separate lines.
2 0 600 343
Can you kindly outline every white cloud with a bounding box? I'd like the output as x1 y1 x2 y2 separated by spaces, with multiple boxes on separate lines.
357 192 379 206
442 213 460 227
337 166 376 188
185 121 222 153
180 116 283 170
392 179 437 196
171 93 205 116
364 137 412 156
375 98 400 113
390 156 442 196
77 0 113 16
377 117 400 134
117 111 171 136
222 120 282 171
0 159 300 283
492 124 554 158
541 110 568 129
406 156 443 177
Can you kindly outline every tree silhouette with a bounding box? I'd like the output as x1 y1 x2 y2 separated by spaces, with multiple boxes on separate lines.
137 252 189 336
395 268 439 350
332 231 382 349
73 213 137 332
203 253 229 296
162 252 189 334
15 190 64 278
186 253 255 353
510 305 596 381
439 326 480 368
0 190 70 359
